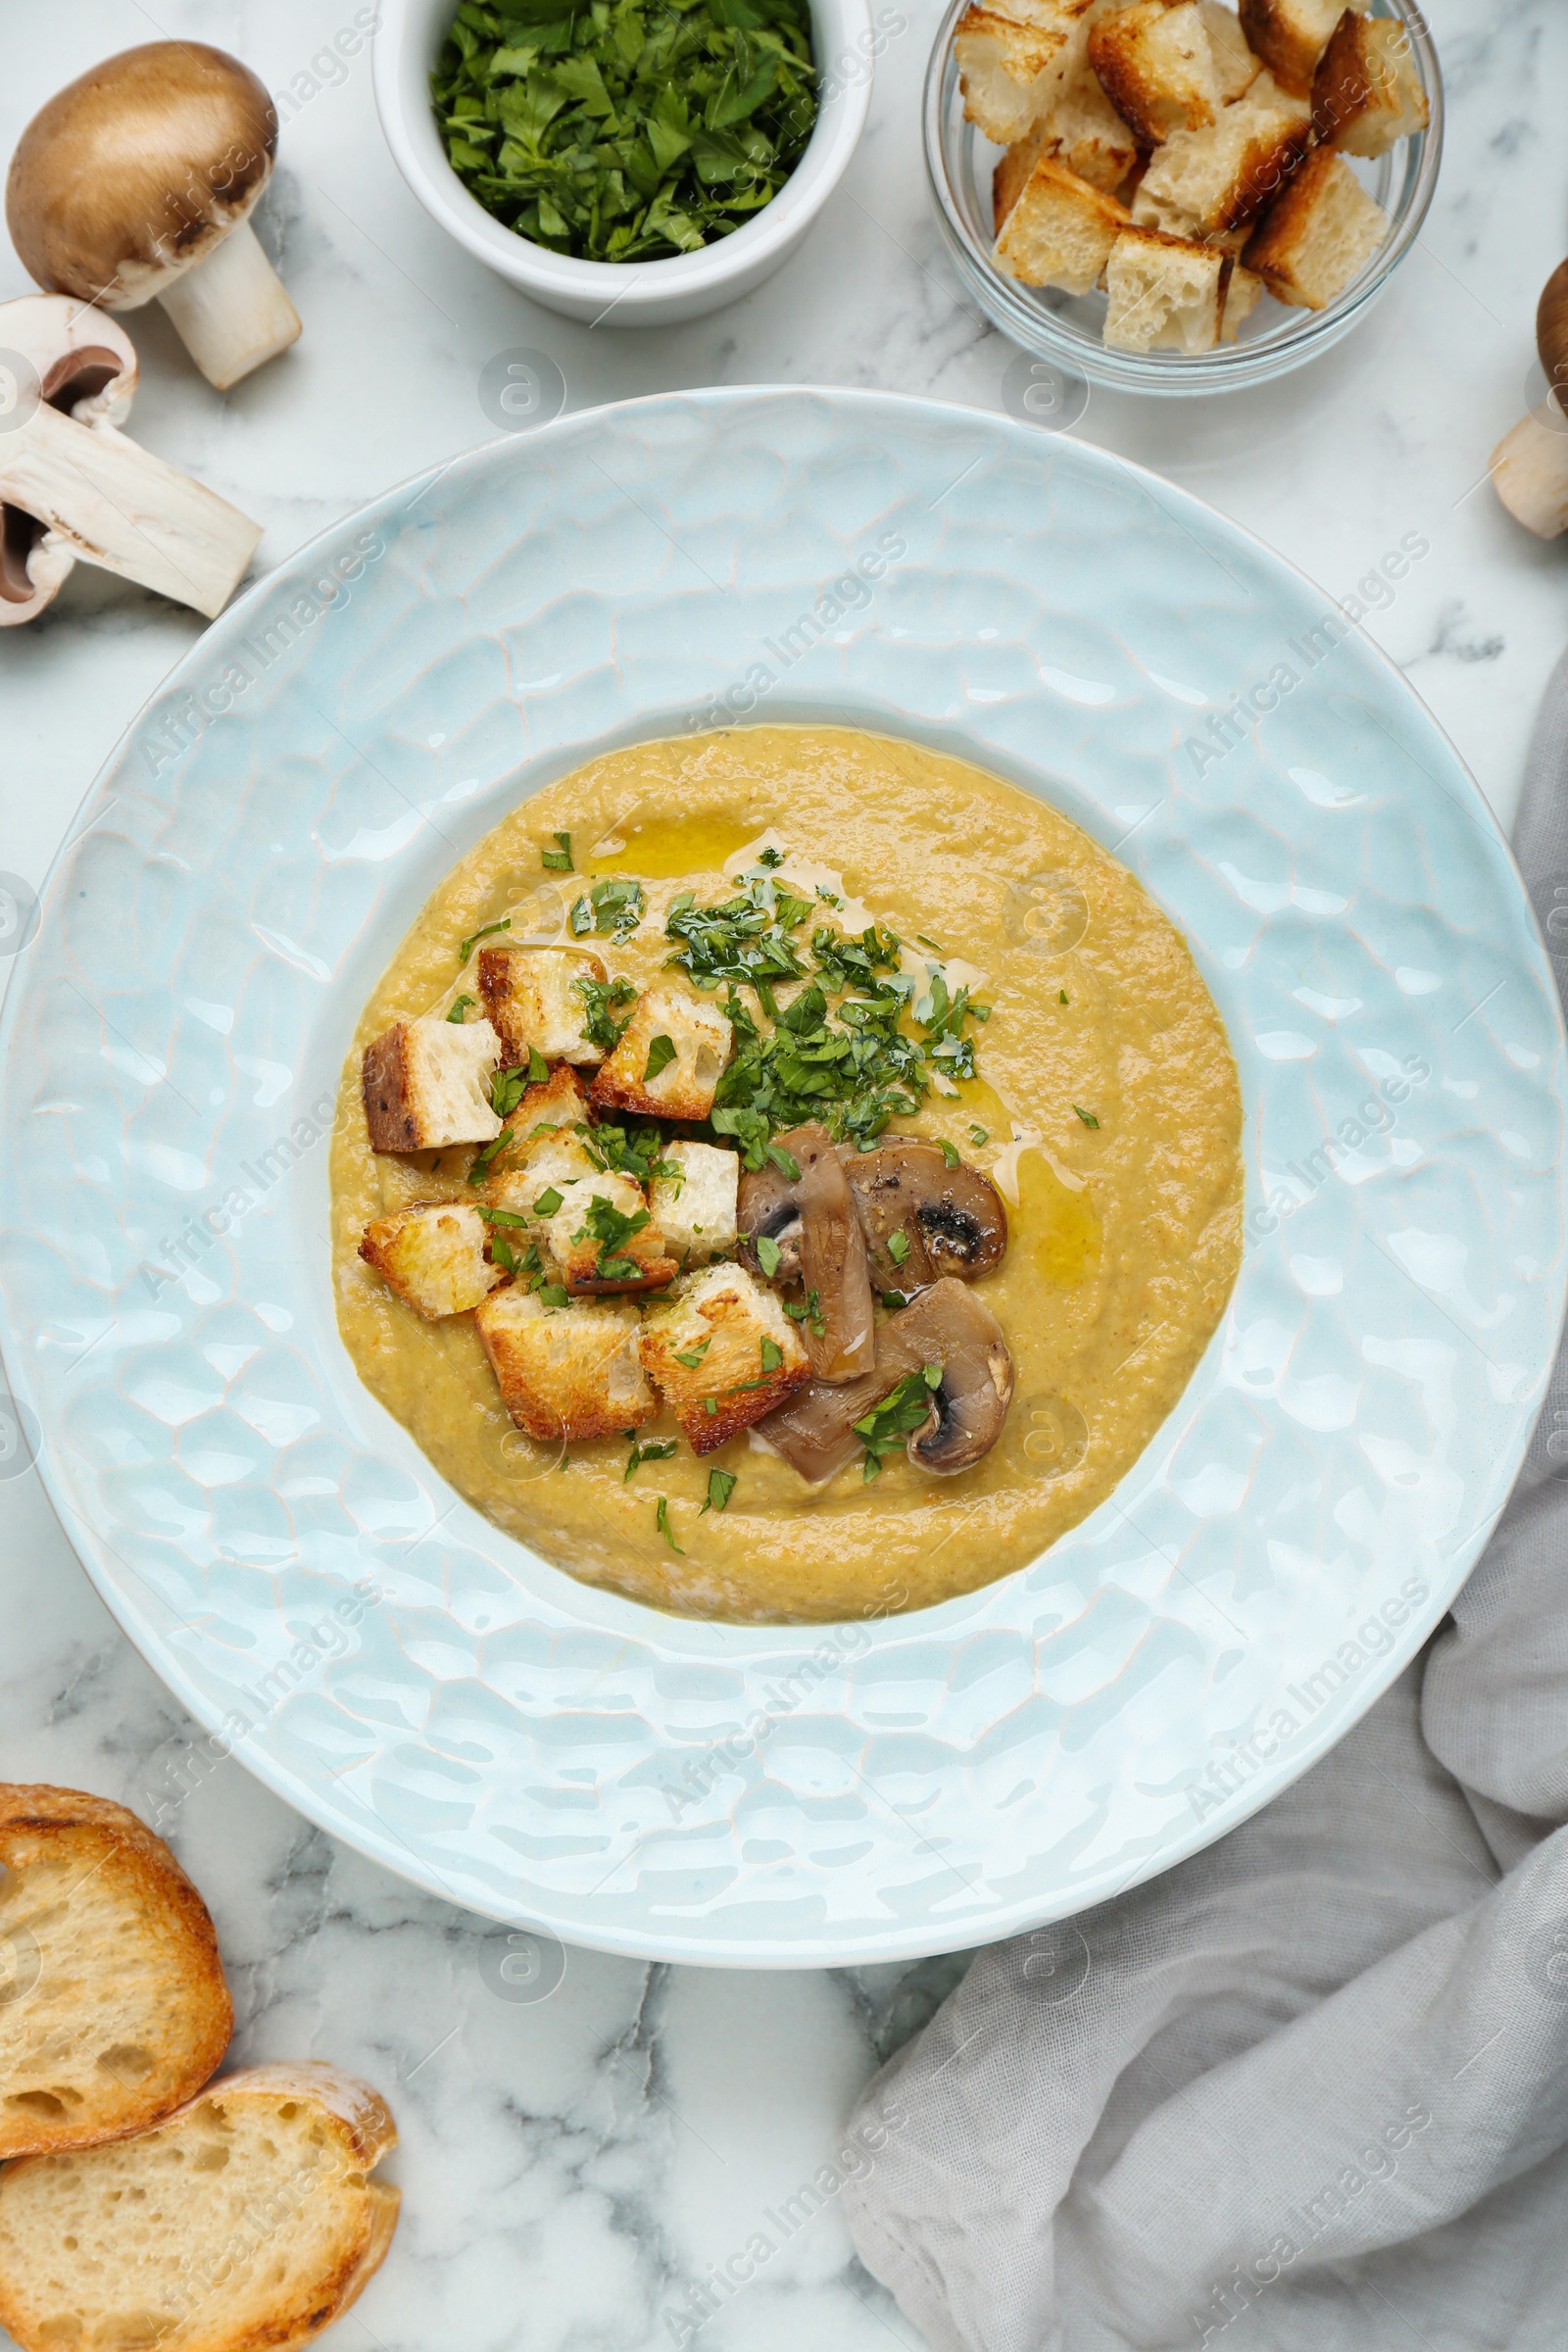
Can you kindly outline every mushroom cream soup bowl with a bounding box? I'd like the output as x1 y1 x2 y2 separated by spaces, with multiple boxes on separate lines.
1 390 1561 1966
373 0 874 325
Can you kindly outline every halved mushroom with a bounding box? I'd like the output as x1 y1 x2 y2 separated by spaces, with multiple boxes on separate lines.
838 1137 1008 1292
0 295 261 626
737 1121 875 1384
7 44 301 392
758 1278 1014 1483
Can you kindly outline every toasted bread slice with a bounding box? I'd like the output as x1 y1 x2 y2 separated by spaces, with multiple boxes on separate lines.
589 987 732 1122
1312 9 1428 155
1238 0 1345 94
0 1788 233 2163
955 6 1081 145
1089 1 1221 143
649 1140 740 1267
477 945 608 1066
358 1200 504 1318
1104 223 1231 349
1132 79 1310 236
1199 2 1260 99
0 2060 399 2352
1245 143 1386 309
361 1015 501 1153
994 155 1131 292
476 1286 655 1442
544 1173 678 1297
639 1263 809 1455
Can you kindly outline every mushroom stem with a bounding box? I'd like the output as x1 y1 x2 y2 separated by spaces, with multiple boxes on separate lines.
0 403 261 616
154 219 301 392
1491 405 1568 542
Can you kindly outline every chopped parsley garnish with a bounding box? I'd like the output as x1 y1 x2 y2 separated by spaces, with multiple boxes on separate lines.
527 1045 549 1084
543 831 573 872
533 1186 564 1217
700 1467 737 1514
854 1363 942 1483
1073 1105 1101 1129
765 1142 801 1182
581 1118 680 1185
569 896 592 936
478 1205 529 1228
665 872 811 1005
754 1233 782 1277
537 1280 569 1308
489 1233 520 1273
625 1437 678 1482
881 1289 908 1310
458 915 510 963
580 1189 650 1279
492 1066 530 1120
760 1336 783 1373
939 1138 959 1168
886 1229 910 1267
672 1337 712 1370
575 973 637 1054
782 1287 825 1337
968 1124 988 1147
447 993 475 1022
915 934 944 954
656 1494 684 1553
430 0 820 267
1059 989 1069 1004
756 846 786 867
589 875 646 940
644 1033 677 1085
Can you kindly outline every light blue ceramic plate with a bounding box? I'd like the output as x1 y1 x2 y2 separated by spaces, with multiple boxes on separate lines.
2 390 1562 1966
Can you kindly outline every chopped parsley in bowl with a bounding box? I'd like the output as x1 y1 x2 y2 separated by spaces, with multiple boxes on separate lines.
431 0 820 263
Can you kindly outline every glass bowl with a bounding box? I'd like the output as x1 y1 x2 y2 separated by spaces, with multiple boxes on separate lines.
923 0 1445 395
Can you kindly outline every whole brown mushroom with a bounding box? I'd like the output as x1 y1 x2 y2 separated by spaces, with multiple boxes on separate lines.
7 44 302 393
1491 259 1568 542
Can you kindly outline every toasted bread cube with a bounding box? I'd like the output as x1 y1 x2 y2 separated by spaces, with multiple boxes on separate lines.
649 1141 740 1267
1104 223 1229 349
1245 145 1386 310
1199 3 1260 99
994 156 1131 292
1033 46 1142 192
1220 261 1264 338
589 987 732 1121
476 1287 654 1443
359 1201 503 1319
544 1173 678 1296
362 1015 502 1152
486 1134 603 1239
500 1060 589 1144
1131 86 1311 236
1312 11 1428 156
1090 1 1222 144
1238 0 1346 94
478 944 610 1066
955 6 1081 145
639 1264 809 1455
994 130 1047 231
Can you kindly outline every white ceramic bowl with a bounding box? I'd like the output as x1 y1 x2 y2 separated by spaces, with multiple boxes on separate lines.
373 0 873 325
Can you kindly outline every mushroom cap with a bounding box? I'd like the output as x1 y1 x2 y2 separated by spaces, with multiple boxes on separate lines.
838 1137 1009 1292
738 1122 875 1384
6 44 278 311
758 1278 1013 1485
0 294 137 626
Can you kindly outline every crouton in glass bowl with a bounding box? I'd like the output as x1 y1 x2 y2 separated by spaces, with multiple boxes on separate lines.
924 0 1443 395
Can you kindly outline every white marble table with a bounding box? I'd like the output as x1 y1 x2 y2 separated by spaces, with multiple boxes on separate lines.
1 3 1564 2345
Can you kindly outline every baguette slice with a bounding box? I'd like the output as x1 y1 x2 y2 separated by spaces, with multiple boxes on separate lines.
0 2061 400 2352
0 1785 233 2161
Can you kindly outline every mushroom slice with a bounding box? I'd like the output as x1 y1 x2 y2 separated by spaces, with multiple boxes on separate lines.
0 293 261 625
759 1278 1014 1484
838 1137 1008 1291
737 1121 875 1384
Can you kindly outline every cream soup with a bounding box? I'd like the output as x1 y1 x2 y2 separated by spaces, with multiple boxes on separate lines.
331 726 1243 1622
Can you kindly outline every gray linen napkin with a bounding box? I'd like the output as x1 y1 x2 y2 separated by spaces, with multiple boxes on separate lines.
845 656 1568 2352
